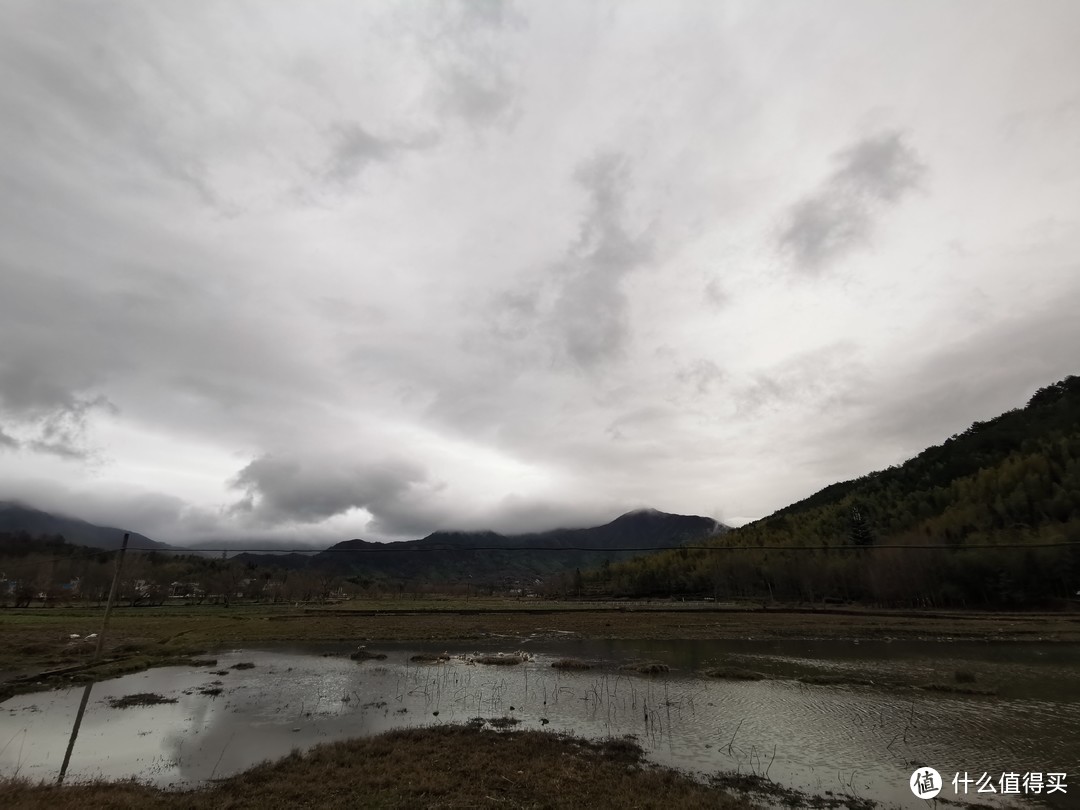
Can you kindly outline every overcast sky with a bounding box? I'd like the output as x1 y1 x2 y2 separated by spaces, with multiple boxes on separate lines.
1 1 1078 545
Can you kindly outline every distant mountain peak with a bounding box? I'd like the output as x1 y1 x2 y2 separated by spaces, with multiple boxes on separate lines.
620 507 662 516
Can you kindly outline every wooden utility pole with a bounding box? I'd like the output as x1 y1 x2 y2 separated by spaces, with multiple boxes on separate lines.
58 532 129 784
94 532 129 658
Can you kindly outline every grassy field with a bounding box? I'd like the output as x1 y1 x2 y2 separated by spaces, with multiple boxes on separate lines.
2 598 1077 699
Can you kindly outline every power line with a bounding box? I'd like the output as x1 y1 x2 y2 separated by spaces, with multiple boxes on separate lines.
119 540 1080 555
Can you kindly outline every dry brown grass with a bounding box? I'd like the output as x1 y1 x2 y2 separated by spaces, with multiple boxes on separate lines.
0 725 758 810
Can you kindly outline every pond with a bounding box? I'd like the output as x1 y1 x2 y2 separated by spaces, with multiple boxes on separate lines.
2 638 1077 809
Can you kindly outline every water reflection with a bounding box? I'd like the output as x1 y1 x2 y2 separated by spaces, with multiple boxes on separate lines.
2 640 1077 809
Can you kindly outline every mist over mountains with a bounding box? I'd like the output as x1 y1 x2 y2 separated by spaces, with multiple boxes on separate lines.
0 501 171 551
0 500 724 586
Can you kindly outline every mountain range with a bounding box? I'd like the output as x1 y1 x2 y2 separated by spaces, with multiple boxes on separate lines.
0 499 725 585
236 509 725 584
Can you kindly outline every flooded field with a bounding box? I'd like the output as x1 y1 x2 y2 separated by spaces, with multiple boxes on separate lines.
2 639 1077 809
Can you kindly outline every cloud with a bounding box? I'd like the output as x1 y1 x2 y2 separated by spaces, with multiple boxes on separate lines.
424 0 524 128
777 130 927 273
461 494 630 535
437 69 515 127
228 454 446 536
0 427 18 451
457 0 520 30
322 123 437 185
676 359 726 396
486 152 655 372
0 357 118 462
733 342 865 418
0 2 1077 543
0 3 222 209
703 279 729 309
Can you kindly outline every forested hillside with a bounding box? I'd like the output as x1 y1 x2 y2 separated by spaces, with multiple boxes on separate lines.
596 376 1080 608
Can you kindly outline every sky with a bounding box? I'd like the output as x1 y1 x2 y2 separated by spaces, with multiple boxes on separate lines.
1 0 1078 546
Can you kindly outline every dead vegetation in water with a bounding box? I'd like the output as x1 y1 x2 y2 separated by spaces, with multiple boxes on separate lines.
0 725 756 809
409 652 450 663
106 693 178 709
551 658 595 670
472 652 528 666
349 648 387 661
706 667 766 681
229 662 256 670
621 661 669 675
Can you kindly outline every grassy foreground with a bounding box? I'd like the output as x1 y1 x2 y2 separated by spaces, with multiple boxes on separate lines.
0 724 756 810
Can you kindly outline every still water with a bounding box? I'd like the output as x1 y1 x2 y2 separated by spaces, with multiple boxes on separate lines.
2 639 1077 809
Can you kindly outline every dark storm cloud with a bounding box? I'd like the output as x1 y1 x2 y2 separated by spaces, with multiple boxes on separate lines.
228 454 442 535
778 130 926 272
